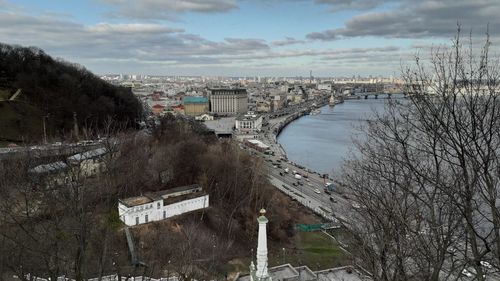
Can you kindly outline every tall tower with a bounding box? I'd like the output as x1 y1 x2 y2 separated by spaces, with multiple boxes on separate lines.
250 209 272 281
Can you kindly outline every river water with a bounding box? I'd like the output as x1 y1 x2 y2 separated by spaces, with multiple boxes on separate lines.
277 97 393 177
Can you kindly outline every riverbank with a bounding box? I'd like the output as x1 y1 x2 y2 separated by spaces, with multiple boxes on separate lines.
277 96 390 176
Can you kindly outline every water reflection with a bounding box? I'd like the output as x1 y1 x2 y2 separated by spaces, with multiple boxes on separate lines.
277 97 391 176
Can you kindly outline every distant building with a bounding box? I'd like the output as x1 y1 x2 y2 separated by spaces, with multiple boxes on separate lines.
171 104 185 115
209 88 248 115
118 184 209 226
317 84 332 91
243 139 269 152
174 92 186 101
183 96 209 116
235 112 263 134
67 147 107 177
29 147 108 187
255 100 272 113
152 91 163 101
270 92 287 112
195 114 214 121
151 104 166 115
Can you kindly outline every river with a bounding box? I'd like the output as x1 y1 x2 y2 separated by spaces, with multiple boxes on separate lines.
277 96 393 177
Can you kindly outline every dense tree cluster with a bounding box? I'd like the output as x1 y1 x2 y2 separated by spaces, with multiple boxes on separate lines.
0 43 143 138
0 116 301 280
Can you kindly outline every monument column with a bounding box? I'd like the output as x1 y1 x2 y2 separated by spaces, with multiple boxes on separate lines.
256 209 270 279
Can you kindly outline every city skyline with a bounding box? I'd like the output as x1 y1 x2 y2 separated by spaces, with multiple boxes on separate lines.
1 0 499 76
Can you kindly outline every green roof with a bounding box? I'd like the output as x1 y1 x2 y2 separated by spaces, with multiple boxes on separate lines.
257 215 268 223
183 96 208 104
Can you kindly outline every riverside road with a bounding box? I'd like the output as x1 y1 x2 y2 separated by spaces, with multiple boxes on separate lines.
248 101 356 226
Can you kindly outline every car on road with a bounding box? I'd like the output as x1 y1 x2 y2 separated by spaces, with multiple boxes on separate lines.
462 269 473 278
480 261 492 269
314 189 321 194
329 197 336 203
279 172 284 176
351 202 361 209
292 183 297 186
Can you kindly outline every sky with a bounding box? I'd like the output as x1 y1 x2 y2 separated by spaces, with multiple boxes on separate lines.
0 0 499 77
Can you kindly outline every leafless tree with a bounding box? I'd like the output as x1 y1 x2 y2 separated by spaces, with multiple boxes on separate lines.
342 27 500 281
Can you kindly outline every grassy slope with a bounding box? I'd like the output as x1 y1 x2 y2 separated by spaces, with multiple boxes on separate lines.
226 231 348 275
280 231 346 270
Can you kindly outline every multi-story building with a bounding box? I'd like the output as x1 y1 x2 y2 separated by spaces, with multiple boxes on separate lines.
270 92 287 112
234 112 263 141
183 96 209 116
118 184 209 226
235 112 263 134
209 88 248 115
317 84 332 91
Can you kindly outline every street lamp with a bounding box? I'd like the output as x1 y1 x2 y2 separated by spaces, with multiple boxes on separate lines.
282 248 286 264
167 260 171 281
42 113 50 144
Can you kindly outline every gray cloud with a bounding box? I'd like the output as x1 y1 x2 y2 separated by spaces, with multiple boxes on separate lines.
0 10 271 67
99 0 237 20
306 30 337 41
313 0 391 12
0 0 411 75
307 0 500 41
272 37 305 46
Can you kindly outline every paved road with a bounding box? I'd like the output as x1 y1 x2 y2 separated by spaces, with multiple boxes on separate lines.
242 139 353 224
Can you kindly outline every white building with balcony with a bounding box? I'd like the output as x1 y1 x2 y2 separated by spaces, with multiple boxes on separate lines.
118 185 209 226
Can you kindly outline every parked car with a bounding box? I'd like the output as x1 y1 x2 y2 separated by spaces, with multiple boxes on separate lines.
461 269 473 278
480 261 492 269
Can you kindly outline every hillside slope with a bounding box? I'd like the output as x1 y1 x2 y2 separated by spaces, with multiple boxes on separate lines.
0 43 143 143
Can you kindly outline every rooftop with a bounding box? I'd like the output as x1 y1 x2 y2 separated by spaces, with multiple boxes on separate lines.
236 113 261 121
119 184 203 207
245 139 269 149
67 148 107 163
30 161 68 174
120 196 153 207
209 88 247 95
238 265 370 281
183 96 208 104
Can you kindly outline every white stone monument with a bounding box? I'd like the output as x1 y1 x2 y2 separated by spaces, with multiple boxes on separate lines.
250 209 272 281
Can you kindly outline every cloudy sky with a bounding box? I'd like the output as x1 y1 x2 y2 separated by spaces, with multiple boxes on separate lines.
0 0 499 76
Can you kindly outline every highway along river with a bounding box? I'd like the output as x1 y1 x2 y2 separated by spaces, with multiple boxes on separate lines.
277 96 392 177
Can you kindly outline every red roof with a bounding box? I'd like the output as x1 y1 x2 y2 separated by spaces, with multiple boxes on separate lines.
152 104 165 109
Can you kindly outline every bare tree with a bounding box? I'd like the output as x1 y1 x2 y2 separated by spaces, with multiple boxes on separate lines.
342 27 500 281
